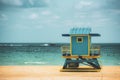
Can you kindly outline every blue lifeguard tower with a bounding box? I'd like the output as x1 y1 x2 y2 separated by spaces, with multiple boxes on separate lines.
61 27 101 72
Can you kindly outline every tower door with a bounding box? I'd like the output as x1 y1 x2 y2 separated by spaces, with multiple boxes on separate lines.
71 36 89 56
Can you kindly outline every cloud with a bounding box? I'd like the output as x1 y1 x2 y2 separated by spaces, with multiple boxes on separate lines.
41 11 60 20
44 0 51 4
75 1 94 9
25 0 48 8
35 26 43 29
52 15 60 19
0 0 23 6
75 0 120 12
64 20 83 26
29 0 34 6
41 10 51 15
110 9 120 14
12 0 23 6
0 0 48 8
29 13 39 19
0 13 8 20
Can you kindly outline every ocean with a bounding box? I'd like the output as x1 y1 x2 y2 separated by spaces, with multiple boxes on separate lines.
0 43 120 66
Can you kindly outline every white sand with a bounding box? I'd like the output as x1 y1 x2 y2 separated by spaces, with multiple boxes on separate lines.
0 66 120 80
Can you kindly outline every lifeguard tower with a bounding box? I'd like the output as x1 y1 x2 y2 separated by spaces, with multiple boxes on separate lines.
60 27 101 72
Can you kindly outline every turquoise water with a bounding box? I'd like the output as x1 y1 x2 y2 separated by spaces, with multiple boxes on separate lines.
0 43 120 66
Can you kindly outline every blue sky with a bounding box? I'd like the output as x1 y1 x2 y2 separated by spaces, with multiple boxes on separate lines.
0 0 120 43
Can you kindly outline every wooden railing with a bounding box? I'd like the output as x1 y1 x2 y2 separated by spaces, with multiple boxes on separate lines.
90 45 100 56
61 46 70 54
61 45 100 56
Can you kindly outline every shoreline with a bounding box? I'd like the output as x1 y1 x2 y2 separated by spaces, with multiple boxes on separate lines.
0 66 120 80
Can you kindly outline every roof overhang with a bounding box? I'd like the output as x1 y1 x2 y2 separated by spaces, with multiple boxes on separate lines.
62 33 101 37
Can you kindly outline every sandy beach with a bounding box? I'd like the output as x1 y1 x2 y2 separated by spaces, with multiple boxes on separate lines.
0 66 120 80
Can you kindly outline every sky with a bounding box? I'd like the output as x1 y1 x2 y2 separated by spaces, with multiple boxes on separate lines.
0 0 120 43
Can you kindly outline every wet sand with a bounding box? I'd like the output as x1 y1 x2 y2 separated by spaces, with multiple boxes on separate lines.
0 66 120 80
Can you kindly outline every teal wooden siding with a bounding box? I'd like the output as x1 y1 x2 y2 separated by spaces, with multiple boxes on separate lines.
71 36 88 56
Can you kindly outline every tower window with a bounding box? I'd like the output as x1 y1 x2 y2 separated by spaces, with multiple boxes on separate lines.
77 37 83 43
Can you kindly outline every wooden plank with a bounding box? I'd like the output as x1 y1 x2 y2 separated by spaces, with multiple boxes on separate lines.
60 68 101 72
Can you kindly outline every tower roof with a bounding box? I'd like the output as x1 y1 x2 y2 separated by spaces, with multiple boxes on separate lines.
62 27 100 37
70 27 91 34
